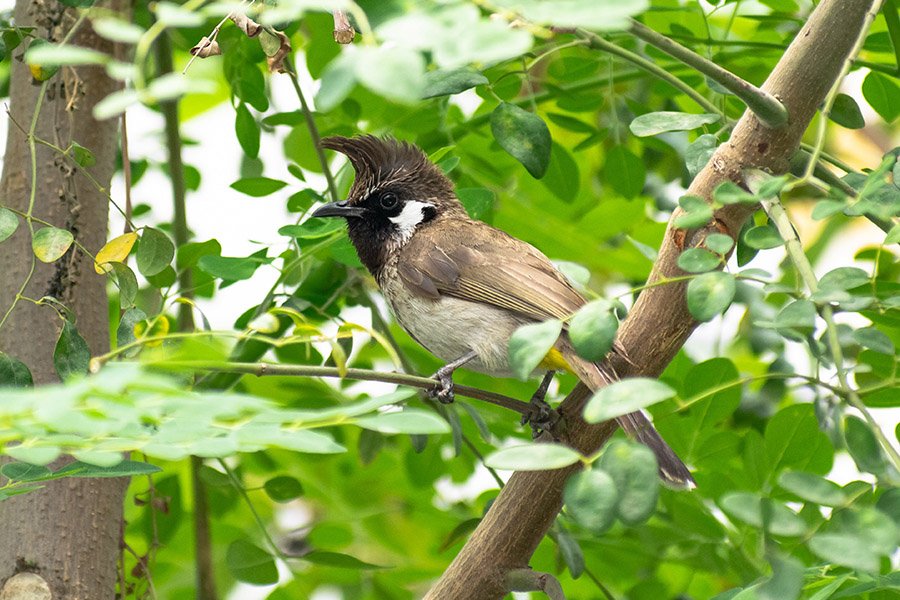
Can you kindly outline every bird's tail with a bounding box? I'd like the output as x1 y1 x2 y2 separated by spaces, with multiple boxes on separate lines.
564 346 695 488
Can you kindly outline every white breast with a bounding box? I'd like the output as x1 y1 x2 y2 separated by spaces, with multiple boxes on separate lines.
379 264 529 377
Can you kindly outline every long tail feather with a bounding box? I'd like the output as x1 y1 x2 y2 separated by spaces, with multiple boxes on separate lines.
562 344 695 487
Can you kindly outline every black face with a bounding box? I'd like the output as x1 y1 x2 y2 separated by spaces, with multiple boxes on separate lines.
311 186 437 275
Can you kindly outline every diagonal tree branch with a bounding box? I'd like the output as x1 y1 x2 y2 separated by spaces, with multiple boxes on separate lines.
425 1 880 598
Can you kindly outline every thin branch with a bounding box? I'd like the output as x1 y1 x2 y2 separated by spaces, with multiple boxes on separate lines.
154 360 544 418
283 63 339 203
628 19 788 128
748 172 900 472
568 28 723 117
883 0 900 75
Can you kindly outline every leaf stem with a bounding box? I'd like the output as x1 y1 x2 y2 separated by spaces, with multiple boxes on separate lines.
628 19 788 128
283 63 339 203
752 178 900 472
572 29 723 117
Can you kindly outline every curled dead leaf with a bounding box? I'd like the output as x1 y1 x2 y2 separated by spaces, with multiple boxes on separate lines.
230 13 262 38
333 10 355 44
265 29 292 73
190 36 221 58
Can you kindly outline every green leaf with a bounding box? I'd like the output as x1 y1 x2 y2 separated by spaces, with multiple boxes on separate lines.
303 551 386 569
719 492 806 536
563 469 618 534
235 103 260 159
198 255 265 281
457 188 494 221
674 195 713 229
110 262 138 308
230 177 288 197
596 440 659 525
541 143 580 202
603 146 645 198
55 460 161 478
355 46 425 104
93 89 140 120
705 233 734 254
818 267 869 291
68 142 95 167
263 475 304 503
677 248 721 273
355 410 451 435
32 226 74 263
316 53 356 112
91 17 145 43
0 462 51 481
422 67 487 98
629 111 720 137
714 181 757 204
862 71 900 123
554 528 585 579
774 299 817 335
583 378 676 423
26 43 109 67
490 103 552 178
5 445 61 466
226 540 278 585
744 224 783 249
278 219 345 240
687 271 735 321
777 471 847 506
853 326 894 354
54 320 90 380
117 307 147 349
568 299 618 362
0 352 33 388
0 207 19 243
844 415 888 476
484 443 582 471
494 0 649 30
765 404 832 476
829 93 865 129
685 133 716 179
508 319 562 380
137 227 174 277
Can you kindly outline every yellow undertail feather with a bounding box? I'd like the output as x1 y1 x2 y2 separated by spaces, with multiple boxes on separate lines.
538 347 574 373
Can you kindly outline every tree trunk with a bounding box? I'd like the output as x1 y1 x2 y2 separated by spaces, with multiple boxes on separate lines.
425 0 879 597
0 1 128 597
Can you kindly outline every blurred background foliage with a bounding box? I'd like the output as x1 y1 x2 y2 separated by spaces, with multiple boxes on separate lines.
0 0 899 598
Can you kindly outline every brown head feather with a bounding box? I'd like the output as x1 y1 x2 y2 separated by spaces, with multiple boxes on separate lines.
320 135 457 208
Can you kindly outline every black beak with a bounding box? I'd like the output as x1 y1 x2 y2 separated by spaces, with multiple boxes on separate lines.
311 201 367 219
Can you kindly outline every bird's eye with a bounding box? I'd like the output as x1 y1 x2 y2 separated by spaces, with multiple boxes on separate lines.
379 192 399 210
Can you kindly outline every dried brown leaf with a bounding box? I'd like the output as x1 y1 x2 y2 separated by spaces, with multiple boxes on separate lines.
189 36 221 58
230 13 262 38
265 29 292 73
333 10 355 44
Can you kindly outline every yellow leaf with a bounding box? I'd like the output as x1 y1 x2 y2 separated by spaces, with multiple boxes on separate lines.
95 232 138 274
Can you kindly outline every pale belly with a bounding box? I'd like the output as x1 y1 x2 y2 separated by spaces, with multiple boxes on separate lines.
380 272 530 377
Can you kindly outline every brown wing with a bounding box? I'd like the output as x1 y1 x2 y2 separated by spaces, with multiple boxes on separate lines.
398 219 586 321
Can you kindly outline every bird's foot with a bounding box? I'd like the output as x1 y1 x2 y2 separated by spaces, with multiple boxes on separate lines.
428 366 456 404
521 396 555 437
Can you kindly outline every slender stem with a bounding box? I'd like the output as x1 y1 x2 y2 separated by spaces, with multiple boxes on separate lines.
755 187 900 472
218 460 287 559
154 360 538 416
883 0 900 75
572 29 723 117
120 113 133 233
629 19 788 128
284 63 339 202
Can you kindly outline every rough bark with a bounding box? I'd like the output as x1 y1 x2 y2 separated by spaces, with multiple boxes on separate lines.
0 1 128 597
425 0 878 597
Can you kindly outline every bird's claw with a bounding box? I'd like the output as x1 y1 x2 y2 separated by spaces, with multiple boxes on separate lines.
428 369 455 404
521 397 555 438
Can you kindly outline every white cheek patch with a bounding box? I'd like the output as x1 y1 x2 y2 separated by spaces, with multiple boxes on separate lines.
389 201 434 242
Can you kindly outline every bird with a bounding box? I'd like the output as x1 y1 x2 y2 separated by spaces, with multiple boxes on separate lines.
311 135 693 486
